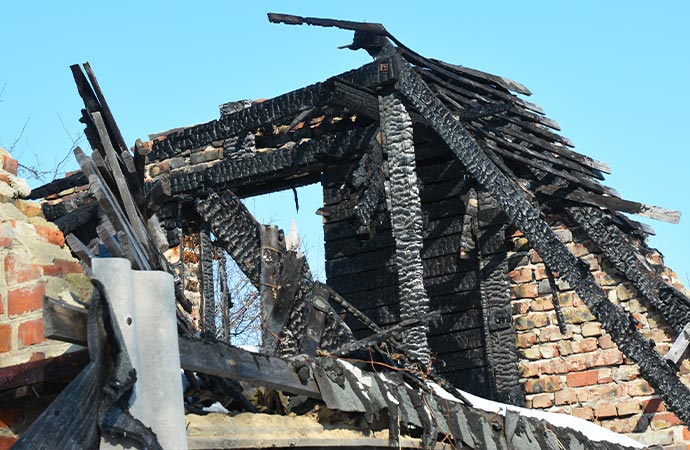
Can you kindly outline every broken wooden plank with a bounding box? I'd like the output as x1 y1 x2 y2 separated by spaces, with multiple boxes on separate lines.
178 336 321 398
43 297 88 345
539 185 681 224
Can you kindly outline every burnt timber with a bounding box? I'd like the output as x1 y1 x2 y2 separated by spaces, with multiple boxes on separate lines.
24 12 690 449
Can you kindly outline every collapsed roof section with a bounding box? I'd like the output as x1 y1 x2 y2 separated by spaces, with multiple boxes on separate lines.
26 12 690 448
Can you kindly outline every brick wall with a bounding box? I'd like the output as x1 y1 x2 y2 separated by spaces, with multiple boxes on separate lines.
0 147 91 448
509 218 690 449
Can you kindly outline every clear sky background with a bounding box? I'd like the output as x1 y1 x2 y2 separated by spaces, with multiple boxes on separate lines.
1 2 688 284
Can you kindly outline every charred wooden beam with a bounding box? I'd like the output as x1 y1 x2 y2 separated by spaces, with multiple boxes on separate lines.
29 171 88 200
379 89 432 365
166 124 377 198
195 190 262 287
179 336 321 399
149 82 334 161
300 283 330 356
375 40 690 424
37 297 321 398
199 225 216 338
476 190 523 406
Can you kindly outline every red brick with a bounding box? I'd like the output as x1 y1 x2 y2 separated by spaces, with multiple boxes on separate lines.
594 402 617 419
511 283 539 299
35 224 65 247
18 319 44 347
616 400 641 416
55 259 83 274
600 417 632 434
514 313 549 331
0 173 9 185
0 324 11 353
587 349 623 368
2 154 18 175
539 343 559 359
554 389 578 405
642 398 665 413
574 337 598 353
571 407 594 421
530 297 554 312
525 376 562 393
598 334 615 349
564 354 587 372
0 236 11 249
628 379 654 397
512 301 530 315
7 282 45 316
509 267 533 283
567 370 599 387
0 436 18 450
581 322 602 337
597 368 613 384
540 326 573 342
650 412 681 430
4 254 41 285
516 332 537 348
530 393 553 408
40 264 62 277
13 199 42 218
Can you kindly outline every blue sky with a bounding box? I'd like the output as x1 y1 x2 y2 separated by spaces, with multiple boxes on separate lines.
1 2 688 284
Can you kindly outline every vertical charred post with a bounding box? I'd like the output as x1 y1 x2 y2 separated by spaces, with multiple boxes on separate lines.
378 90 431 365
218 251 231 343
476 190 524 406
199 225 216 338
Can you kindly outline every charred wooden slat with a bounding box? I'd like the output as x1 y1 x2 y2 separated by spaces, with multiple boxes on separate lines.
29 171 88 200
330 265 479 301
196 190 261 287
415 65 563 135
331 312 439 357
149 82 334 161
430 58 533 97
92 112 155 262
479 138 612 196
539 185 680 224
53 202 99 235
469 123 603 180
65 234 94 268
76 148 149 269
481 117 609 173
326 229 466 261
382 40 690 423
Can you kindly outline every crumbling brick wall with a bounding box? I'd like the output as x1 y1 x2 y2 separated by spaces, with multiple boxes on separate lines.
0 147 91 448
509 218 690 449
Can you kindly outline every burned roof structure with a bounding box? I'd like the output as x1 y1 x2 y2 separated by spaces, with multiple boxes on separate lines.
8 12 690 449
